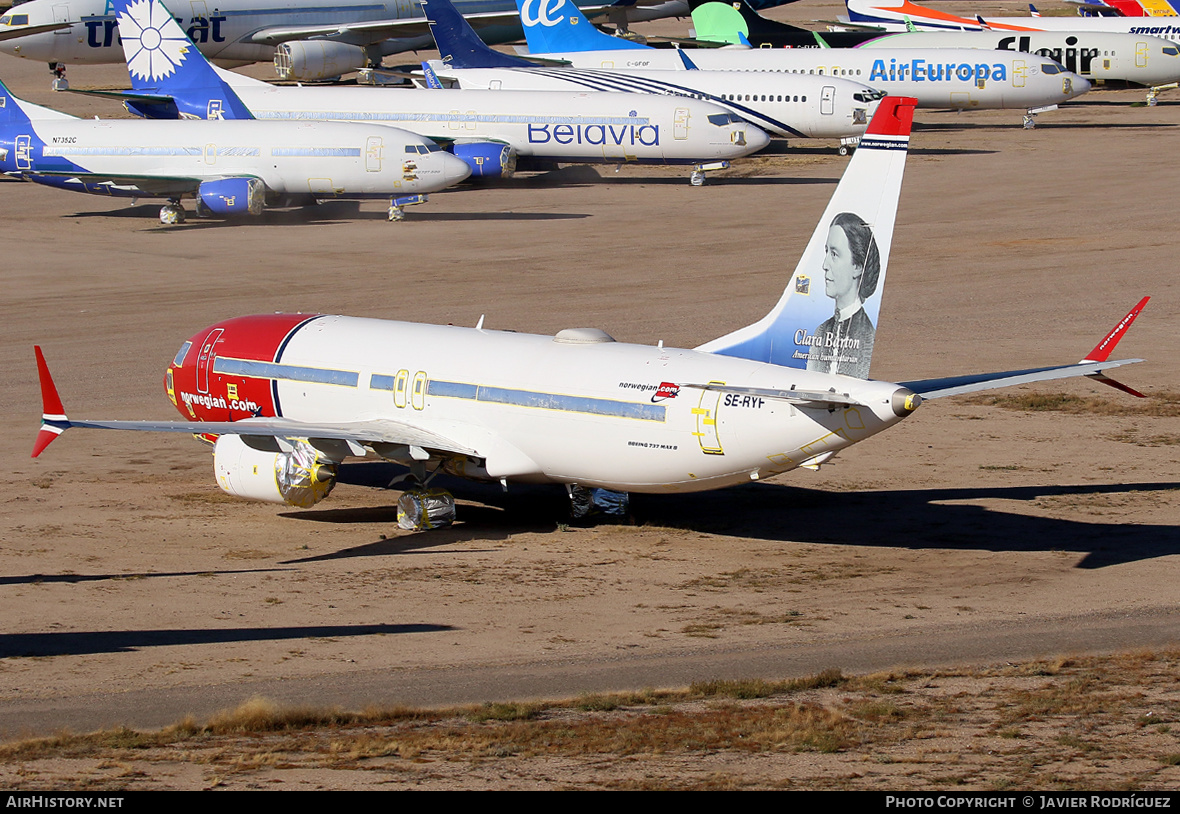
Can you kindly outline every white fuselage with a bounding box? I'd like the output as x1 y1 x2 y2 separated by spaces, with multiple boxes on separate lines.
426 65 882 139
0 111 470 200
520 47 1090 109
857 30 1180 86
228 315 913 492
210 77 770 164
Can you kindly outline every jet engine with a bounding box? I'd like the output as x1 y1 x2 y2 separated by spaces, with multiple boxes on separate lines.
274 41 367 81
451 142 517 178
213 434 337 508
196 178 266 217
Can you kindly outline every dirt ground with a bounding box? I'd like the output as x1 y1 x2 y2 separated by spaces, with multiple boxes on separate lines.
0 0 1177 789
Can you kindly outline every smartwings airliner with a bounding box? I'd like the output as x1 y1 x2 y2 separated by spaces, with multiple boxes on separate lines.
32 98 1148 530
510 0 1090 120
419 0 882 147
101 0 768 185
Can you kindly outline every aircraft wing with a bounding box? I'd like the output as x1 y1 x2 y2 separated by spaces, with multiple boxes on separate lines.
0 22 72 42
32 346 479 459
900 297 1150 400
247 6 616 46
25 171 209 197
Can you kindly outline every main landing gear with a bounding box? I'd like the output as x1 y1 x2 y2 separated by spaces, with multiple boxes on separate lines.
388 193 428 222
159 200 185 225
393 459 456 531
690 161 730 186
567 484 630 523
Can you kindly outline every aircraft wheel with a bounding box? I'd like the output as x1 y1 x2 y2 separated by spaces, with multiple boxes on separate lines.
388 205 405 222
838 145 850 156
159 204 185 225
690 170 705 187
397 487 456 531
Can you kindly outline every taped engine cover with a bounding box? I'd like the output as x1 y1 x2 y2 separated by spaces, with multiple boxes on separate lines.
397 488 456 531
213 434 336 508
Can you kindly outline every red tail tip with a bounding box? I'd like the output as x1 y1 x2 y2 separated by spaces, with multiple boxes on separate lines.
865 97 918 138
1084 296 1150 364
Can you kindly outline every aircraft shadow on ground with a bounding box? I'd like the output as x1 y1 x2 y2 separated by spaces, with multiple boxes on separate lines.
914 120 1176 133
0 567 294 587
64 204 591 226
0 623 454 658
292 463 1180 569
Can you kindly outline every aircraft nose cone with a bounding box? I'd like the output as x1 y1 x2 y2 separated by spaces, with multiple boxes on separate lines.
741 123 771 155
1069 75 1092 98
440 153 472 187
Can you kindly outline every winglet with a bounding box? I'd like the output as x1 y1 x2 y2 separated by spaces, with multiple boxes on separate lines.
32 346 70 458
1081 296 1150 397
1083 296 1149 363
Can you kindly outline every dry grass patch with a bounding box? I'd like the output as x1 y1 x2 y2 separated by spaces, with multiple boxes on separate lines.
959 391 1180 417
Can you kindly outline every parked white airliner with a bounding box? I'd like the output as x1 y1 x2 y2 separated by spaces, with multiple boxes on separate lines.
102 0 769 185
856 30 1180 89
511 0 1090 122
31 97 1148 530
0 0 693 80
419 0 881 147
0 76 471 222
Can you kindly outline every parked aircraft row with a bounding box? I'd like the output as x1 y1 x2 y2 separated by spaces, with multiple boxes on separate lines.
689 0 1180 91
31 96 1149 530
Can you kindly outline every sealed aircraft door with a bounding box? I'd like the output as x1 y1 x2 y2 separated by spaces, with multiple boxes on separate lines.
674 107 689 140
196 328 223 394
204 143 216 164
52 3 69 34
365 136 383 172
692 382 725 455
1136 41 1149 68
1012 60 1027 88
821 85 835 115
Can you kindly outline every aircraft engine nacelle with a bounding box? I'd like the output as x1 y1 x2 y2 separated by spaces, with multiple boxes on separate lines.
450 142 517 179
213 434 337 508
196 178 266 217
274 41 367 81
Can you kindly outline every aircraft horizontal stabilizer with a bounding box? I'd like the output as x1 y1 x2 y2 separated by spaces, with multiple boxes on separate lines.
900 298 1148 399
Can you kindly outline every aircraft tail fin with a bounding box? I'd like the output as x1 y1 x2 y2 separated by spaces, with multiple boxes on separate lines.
422 0 534 68
110 0 254 120
514 0 649 53
689 0 813 45
695 97 917 379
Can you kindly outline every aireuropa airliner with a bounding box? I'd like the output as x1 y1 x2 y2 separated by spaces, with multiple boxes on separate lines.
418 0 882 152
31 97 1149 531
507 0 1091 125
0 0 705 82
100 0 769 185
0 76 471 222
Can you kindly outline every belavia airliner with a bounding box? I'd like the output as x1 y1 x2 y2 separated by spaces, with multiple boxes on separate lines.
31 97 1148 530
93 0 770 187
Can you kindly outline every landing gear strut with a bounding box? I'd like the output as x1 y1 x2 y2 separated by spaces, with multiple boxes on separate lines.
690 160 730 187
388 193 428 222
49 62 68 91
1023 104 1057 130
567 484 630 522
159 200 185 225
1146 82 1178 107
391 459 456 531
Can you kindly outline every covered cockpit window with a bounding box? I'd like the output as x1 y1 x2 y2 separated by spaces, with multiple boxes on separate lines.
0 15 30 25
1041 63 1064 75
1163 46 1179 56
173 341 192 367
707 112 743 126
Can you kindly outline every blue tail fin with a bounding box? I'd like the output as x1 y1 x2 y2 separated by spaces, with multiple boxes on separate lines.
696 98 918 379
110 0 254 120
421 0 534 68
514 0 649 53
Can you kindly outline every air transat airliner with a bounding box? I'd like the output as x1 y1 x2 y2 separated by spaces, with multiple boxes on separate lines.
506 0 1090 123
0 0 703 81
0 76 471 222
31 97 1149 530
98 0 769 185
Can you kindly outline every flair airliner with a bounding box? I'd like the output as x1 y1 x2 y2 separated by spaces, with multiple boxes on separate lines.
0 75 471 222
507 0 1091 124
99 0 769 185
31 97 1148 530
419 0 882 151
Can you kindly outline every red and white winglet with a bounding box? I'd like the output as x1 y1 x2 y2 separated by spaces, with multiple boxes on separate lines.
32 346 70 458
1081 296 1150 398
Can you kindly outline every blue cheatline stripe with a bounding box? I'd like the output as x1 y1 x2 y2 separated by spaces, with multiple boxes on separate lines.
214 357 359 387
370 373 398 391
44 146 202 157
256 111 652 126
425 379 665 422
271 147 363 157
